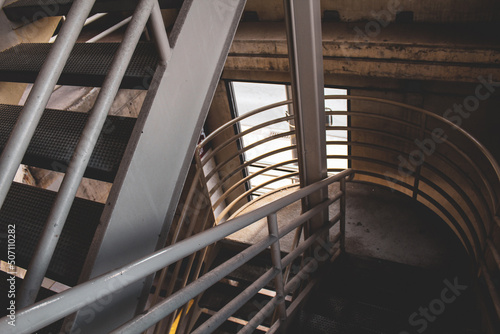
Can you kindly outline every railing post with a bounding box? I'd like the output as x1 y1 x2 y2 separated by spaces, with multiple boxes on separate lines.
340 177 346 253
267 213 287 326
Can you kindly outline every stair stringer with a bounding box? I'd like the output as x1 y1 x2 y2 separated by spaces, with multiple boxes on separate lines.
65 1 247 333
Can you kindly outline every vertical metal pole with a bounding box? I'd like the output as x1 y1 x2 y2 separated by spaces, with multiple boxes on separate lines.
340 177 346 253
0 0 6 9
283 0 327 232
0 0 96 211
18 0 155 308
267 213 287 325
412 114 427 199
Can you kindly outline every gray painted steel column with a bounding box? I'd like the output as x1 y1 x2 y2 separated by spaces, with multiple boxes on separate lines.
70 0 247 332
283 0 327 231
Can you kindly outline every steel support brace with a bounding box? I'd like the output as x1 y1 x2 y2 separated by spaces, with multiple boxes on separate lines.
71 0 247 332
283 0 328 232
268 213 287 324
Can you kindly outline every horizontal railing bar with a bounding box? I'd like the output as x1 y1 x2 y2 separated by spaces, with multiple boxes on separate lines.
328 139 493 219
216 172 301 222
239 217 341 334
86 16 132 43
239 250 323 334
330 125 497 208
333 153 486 251
192 268 280 334
111 234 277 334
201 117 293 167
206 145 296 187
282 214 341 269
323 95 500 184
0 170 352 334
200 100 293 146
212 159 298 208
352 171 475 258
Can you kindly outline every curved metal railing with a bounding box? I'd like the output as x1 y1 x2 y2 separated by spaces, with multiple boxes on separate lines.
195 94 500 319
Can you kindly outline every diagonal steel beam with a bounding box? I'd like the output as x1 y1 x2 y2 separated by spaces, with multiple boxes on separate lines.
69 0 247 332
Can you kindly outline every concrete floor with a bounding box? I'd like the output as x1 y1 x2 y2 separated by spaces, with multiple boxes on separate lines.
226 182 467 269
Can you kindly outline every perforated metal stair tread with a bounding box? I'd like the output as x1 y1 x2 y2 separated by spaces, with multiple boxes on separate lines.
0 182 104 286
0 43 159 89
0 104 136 182
0 272 63 333
3 0 183 21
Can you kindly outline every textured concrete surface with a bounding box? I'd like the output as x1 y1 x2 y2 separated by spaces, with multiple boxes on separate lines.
228 182 466 269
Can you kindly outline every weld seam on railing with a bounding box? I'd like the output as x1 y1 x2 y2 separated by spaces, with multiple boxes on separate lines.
110 235 277 333
0 0 96 211
192 268 279 334
17 0 157 309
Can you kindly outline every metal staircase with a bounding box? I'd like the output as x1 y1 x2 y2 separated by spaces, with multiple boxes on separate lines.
0 0 247 332
0 1 498 333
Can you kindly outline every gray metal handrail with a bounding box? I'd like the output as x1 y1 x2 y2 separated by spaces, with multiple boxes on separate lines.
0 0 96 210
0 169 352 334
17 0 171 309
195 94 500 323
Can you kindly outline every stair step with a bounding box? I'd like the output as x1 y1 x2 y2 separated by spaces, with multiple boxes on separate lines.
199 282 275 327
212 239 295 290
0 271 64 333
0 42 158 89
0 104 136 182
3 0 183 21
0 182 104 286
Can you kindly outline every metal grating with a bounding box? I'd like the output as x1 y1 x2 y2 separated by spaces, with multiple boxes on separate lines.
0 43 159 89
3 0 183 20
0 182 104 286
0 104 136 182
